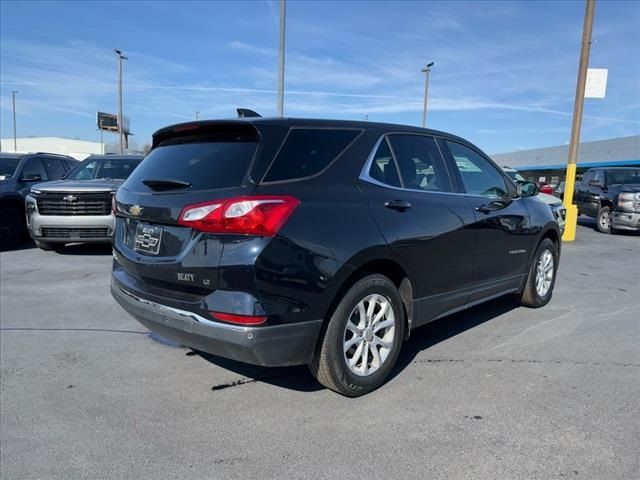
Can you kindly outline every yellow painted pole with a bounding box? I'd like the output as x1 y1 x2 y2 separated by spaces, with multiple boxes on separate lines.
563 0 596 242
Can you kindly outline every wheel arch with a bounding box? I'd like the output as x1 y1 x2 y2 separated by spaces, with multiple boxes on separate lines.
325 252 415 341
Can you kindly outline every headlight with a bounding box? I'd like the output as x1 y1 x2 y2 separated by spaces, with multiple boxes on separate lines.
31 188 41 195
551 204 566 221
618 192 639 211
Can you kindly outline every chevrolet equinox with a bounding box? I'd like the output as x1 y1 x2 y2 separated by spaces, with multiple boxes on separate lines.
111 118 560 396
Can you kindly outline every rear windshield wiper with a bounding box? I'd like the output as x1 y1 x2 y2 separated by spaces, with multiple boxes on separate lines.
142 178 192 190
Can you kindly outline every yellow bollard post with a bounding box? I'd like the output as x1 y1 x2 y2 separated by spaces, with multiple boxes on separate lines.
562 163 579 242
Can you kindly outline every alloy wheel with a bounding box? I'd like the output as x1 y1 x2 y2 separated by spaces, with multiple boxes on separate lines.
535 249 554 297
343 294 396 377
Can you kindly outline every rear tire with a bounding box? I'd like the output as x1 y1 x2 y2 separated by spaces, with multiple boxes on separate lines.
0 207 24 251
309 274 405 397
596 206 612 234
518 238 558 308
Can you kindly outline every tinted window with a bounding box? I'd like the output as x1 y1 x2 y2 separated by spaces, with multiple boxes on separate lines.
263 129 359 182
0 156 21 177
369 138 400 187
21 157 48 181
388 135 451 192
125 143 256 190
42 158 67 179
70 157 142 180
608 169 640 185
447 141 508 198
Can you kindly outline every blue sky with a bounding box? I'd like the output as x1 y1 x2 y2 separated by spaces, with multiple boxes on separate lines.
1 0 639 153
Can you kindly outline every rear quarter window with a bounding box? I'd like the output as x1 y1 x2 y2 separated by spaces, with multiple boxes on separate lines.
262 128 360 182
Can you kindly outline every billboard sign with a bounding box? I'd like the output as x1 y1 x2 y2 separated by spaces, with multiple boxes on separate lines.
97 111 130 134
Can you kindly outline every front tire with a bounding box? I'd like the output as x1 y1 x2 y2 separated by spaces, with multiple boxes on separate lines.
0 207 24 251
596 206 612 233
309 274 405 397
518 238 558 308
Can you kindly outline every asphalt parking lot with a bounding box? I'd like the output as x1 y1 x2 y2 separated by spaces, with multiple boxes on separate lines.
1 219 638 480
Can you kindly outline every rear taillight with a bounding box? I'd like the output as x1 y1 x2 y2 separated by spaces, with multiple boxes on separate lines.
210 312 267 325
178 195 299 236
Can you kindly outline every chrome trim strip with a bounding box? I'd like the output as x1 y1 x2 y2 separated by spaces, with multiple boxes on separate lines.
358 133 522 200
112 282 252 333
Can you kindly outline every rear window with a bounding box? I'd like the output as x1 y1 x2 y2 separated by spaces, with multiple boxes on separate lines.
262 128 360 182
124 141 257 190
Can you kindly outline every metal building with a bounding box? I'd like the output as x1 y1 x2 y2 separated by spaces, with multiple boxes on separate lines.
492 135 640 186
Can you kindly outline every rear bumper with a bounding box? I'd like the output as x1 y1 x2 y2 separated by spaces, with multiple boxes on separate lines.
612 210 640 231
111 279 323 367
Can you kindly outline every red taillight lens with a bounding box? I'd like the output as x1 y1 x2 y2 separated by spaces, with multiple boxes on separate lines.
178 195 299 236
210 312 267 325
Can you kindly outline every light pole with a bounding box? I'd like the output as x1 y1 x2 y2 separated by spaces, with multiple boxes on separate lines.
562 0 596 242
12 91 18 152
114 49 128 154
276 0 286 117
195 111 200 120
421 62 434 128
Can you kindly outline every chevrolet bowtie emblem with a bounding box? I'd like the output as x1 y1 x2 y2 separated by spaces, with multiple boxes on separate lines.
63 195 78 202
129 205 143 216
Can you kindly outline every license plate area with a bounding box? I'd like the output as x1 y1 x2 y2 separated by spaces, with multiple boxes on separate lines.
133 223 163 255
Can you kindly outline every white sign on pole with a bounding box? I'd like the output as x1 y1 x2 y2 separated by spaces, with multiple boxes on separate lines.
585 68 608 98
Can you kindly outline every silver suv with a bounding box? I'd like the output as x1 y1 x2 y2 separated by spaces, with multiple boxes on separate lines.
25 154 143 250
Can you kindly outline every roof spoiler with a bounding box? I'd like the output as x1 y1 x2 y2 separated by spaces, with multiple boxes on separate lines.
237 108 262 118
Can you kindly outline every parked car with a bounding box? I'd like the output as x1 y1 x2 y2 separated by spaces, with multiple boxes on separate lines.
575 167 640 233
501 166 566 234
111 118 561 396
25 154 143 250
0 152 78 250
554 181 565 200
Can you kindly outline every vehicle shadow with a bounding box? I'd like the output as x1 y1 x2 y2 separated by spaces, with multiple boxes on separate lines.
389 296 517 381
195 296 517 394
54 243 113 256
4 238 37 251
196 351 321 393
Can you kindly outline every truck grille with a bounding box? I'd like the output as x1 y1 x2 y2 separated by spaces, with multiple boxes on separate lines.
36 192 112 216
41 227 111 239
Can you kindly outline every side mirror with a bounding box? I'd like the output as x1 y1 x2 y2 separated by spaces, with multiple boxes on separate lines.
20 174 42 183
518 181 539 197
589 180 604 188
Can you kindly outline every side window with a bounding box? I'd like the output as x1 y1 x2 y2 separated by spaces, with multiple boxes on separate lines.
388 135 451 192
263 128 360 182
368 138 401 187
592 170 604 184
581 171 593 186
447 141 508 198
42 157 67 179
20 157 48 181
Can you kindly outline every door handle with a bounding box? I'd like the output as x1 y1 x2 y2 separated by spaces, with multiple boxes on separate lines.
384 200 412 211
475 200 508 214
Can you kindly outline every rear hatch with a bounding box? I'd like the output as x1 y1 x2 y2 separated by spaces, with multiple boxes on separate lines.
113 122 264 296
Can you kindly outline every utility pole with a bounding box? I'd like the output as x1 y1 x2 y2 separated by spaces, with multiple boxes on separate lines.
421 62 434 128
562 0 596 242
99 119 104 155
276 0 286 117
12 91 18 152
114 49 128 154
195 111 200 120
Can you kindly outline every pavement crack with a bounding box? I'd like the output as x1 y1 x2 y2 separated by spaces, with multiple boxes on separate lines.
412 357 640 368
211 371 301 392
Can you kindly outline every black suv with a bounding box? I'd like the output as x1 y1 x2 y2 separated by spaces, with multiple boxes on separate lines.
0 152 78 250
575 167 640 233
111 118 560 396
